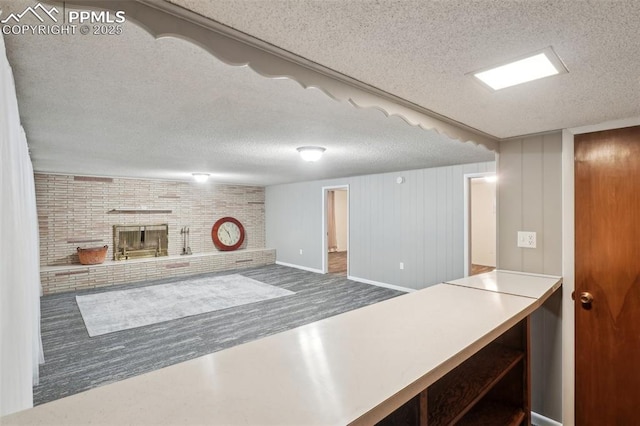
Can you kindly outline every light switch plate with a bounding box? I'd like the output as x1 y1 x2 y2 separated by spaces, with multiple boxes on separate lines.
517 231 537 248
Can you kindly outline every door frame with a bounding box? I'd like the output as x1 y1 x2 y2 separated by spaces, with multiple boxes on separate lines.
321 185 349 274
463 172 496 277
562 116 640 426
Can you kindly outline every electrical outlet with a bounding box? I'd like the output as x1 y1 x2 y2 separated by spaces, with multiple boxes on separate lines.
517 231 537 249
399 262 404 270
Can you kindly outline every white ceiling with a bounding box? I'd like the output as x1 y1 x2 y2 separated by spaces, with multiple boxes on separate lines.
171 0 640 138
6 1 639 185
1 0 496 185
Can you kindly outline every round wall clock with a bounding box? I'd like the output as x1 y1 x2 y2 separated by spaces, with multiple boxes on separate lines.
211 217 245 251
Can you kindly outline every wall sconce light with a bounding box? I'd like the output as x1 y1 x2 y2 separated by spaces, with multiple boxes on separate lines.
192 173 210 183
297 146 326 162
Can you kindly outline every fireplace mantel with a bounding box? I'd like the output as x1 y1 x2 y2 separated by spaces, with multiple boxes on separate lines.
108 209 173 214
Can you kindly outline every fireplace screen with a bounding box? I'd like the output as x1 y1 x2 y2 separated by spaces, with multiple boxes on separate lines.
113 224 169 260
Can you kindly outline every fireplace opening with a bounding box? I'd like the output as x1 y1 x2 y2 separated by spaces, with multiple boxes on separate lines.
113 224 169 260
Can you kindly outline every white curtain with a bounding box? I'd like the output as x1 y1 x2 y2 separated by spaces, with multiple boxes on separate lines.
0 33 43 416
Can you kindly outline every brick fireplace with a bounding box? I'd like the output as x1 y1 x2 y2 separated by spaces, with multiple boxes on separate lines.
35 173 274 294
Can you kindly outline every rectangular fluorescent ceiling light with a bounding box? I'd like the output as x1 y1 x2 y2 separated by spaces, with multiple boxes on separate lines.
472 47 567 90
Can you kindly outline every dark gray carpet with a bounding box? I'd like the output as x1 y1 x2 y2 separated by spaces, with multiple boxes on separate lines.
35 264 404 405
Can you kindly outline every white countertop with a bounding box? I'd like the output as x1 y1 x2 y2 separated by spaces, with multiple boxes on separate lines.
3 271 561 425
446 269 563 300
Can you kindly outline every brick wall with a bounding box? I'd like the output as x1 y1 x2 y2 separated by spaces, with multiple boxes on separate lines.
35 174 266 266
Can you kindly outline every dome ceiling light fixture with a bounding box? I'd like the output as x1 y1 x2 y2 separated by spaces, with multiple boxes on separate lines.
192 173 210 183
297 146 326 162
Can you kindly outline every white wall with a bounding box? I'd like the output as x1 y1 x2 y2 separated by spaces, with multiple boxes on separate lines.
498 132 562 422
333 190 348 252
266 161 495 290
470 179 496 267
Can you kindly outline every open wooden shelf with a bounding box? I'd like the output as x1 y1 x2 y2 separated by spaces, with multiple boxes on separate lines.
456 401 525 426
427 344 524 426
377 317 530 426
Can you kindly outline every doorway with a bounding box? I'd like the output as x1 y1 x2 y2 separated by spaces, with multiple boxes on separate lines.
464 173 496 276
323 186 348 275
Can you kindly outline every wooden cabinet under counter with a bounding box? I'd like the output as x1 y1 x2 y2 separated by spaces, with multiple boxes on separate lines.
373 270 561 426
377 318 530 426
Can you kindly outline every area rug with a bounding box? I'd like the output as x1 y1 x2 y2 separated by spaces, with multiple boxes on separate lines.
76 274 295 337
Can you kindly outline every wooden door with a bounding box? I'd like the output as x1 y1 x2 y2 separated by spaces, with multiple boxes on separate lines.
575 125 640 424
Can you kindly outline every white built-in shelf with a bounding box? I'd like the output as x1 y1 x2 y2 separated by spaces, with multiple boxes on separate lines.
40 248 275 273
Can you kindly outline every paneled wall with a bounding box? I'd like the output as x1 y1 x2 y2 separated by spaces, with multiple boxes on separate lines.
498 133 562 422
498 135 562 274
266 161 495 290
35 174 265 266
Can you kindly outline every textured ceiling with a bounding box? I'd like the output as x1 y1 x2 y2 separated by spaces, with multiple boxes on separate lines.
170 0 640 138
3 0 640 185
1 0 494 185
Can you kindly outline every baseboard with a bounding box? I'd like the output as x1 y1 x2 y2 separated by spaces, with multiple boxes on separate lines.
275 261 324 274
274 263 417 294
347 276 416 293
532 412 562 426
